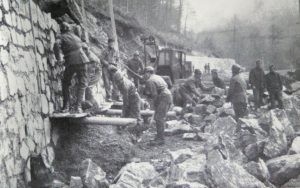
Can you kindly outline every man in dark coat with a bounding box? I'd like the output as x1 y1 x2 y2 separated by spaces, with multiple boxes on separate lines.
173 69 213 107
54 22 89 113
227 65 248 119
249 60 265 109
265 65 284 109
126 51 144 89
144 66 172 145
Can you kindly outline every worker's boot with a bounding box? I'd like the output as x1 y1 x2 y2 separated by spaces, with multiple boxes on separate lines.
61 90 70 113
74 88 85 113
61 101 70 113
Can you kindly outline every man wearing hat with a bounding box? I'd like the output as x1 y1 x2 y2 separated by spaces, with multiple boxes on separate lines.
265 65 283 109
174 69 213 107
109 66 143 137
144 66 172 145
54 22 89 113
126 51 144 89
227 65 248 119
101 38 120 101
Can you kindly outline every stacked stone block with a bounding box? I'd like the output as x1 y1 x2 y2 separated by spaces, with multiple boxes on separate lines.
0 0 61 187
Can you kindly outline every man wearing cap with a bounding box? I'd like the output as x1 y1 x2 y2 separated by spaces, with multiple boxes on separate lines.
54 22 89 113
144 66 172 145
110 67 142 122
101 38 120 101
249 60 265 109
174 69 213 107
265 65 283 109
126 51 144 89
211 69 226 90
227 65 248 119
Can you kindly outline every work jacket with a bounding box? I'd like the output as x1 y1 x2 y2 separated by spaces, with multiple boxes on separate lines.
126 58 144 74
101 47 117 68
55 32 89 66
249 67 265 90
265 72 283 92
227 74 247 104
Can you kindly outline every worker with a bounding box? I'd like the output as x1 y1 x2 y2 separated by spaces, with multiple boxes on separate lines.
54 22 89 113
109 66 142 125
126 51 144 90
82 43 101 110
101 38 120 102
211 69 226 90
249 60 265 109
227 65 248 119
265 65 284 109
144 66 172 145
174 69 213 107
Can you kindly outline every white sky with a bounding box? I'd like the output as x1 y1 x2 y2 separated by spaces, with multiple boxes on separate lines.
184 0 298 32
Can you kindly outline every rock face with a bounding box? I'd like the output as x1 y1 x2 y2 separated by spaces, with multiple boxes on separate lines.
165 120 193 136
112 162 158 188
267 154 300 186
263 112 288 159
244 159 270 182
206 160 267 188
80 159 109 188
289 137 300 154
209 116 237 136
70 176 83 188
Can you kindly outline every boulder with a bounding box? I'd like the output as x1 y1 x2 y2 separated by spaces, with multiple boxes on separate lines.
244 141 265 161
165 120 193 136
80 159 109 188
272 109 295 142
197 133 214 142
176 155 207 184
203 114 217 123
193 104 207 115
263 112 288 159
239 118 267 138
244 159 270 182
280 174 300 188
113 162 158 187
217 107 235 117
70 176 83 188
267 154 300 185
209 116 237 137
236 129 258 149
289 137 300 154
221 136 248 164
211 87 225 97
168 148 194 164
188 114 203 125
166 181 208 188
206 160 267 188
182 133 198 141
200 95 215 104
206 105 216 114
286 107 300 132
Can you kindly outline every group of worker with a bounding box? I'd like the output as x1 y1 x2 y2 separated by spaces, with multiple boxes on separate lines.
54 21 171 145
227 60 284 120
53 21 284 146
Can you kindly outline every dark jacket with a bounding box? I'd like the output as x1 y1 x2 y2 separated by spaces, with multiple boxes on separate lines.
212 77 226 89
126 58 144 74
54 32 89 66
249 67 265 90
265 72 283 92
227 74 247 104
101 47 117 67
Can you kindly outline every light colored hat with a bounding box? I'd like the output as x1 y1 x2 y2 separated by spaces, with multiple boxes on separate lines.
145 66 154 73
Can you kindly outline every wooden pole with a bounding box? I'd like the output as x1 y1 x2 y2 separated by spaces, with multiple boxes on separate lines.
71 116 137 126
104 109 177 117
108 0 119 58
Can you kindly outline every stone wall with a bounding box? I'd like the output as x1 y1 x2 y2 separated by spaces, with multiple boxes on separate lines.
0 0 106 187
